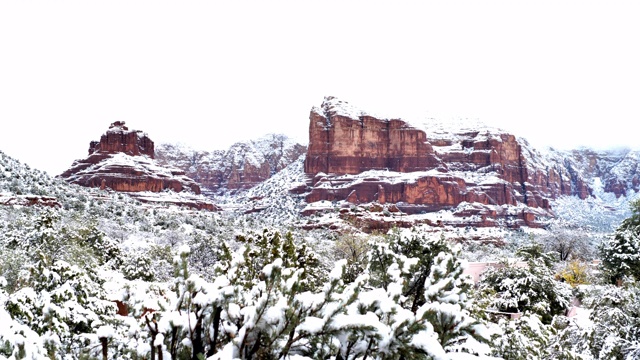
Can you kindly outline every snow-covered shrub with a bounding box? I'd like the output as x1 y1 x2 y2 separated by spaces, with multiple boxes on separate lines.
3 208 121 271
420 251 493 355
583 283 640 359
146 244 175 282
187 231 224 278
539 223 594 261
491 314 552 359
5 255 117 358
0 248 28 293
0 281 48 360
128 228 497 359
547 282 640 359
121 252 155 281
333 232 371 283
479 242 572 324
79 223 122 268
233 229 324 291
134 231 359 359
368 229 453 313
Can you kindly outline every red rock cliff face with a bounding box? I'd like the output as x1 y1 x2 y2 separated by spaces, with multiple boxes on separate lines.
303 97 586 226
89 121 155 158
305 98 439 174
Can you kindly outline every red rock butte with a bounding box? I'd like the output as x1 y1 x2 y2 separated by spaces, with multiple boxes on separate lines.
59 122 216 210
303 97 591 227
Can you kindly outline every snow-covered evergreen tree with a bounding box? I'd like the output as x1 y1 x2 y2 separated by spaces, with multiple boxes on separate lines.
584 284 640 359
491 314 551 359
5 255 118 358
359 229 494 358
600 199 640 285
479 242 572 324
0 277 48 359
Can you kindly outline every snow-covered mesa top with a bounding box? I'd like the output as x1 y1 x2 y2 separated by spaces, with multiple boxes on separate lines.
313 96 508 138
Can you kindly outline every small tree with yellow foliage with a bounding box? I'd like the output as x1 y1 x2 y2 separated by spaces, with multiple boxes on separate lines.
557 260 590 287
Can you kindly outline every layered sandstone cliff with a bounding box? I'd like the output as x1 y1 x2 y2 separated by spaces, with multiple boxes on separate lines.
305 98 439 174
60 122 216 210
303 97 591 227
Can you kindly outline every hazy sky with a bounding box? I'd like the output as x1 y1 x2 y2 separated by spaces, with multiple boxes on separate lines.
1 1 639 176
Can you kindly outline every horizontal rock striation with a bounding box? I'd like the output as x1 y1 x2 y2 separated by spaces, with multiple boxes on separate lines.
61 152 201 194
305 98 439 175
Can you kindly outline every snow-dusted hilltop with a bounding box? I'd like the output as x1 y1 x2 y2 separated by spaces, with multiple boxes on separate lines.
59 122 216 210
155 134 306 195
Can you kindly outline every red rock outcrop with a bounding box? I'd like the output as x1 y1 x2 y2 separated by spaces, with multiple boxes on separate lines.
88 121 154 158
59 122 217 210
131 191 219 211
302 97 588 227
61 122 200 194
62 156 201 194
0 195 61 208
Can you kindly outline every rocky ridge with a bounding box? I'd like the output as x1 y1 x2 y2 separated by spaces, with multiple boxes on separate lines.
550 148 640 199
59 122 216 210
155 134 306 194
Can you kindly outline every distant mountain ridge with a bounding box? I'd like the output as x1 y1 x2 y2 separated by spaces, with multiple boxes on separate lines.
551 148 640 198
155 134 306 195
3 107 637 235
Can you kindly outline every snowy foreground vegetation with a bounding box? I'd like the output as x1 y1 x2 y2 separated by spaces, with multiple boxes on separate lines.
2 150 640 359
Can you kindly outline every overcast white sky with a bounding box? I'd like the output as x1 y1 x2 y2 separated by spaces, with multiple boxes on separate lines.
1 1 639 176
